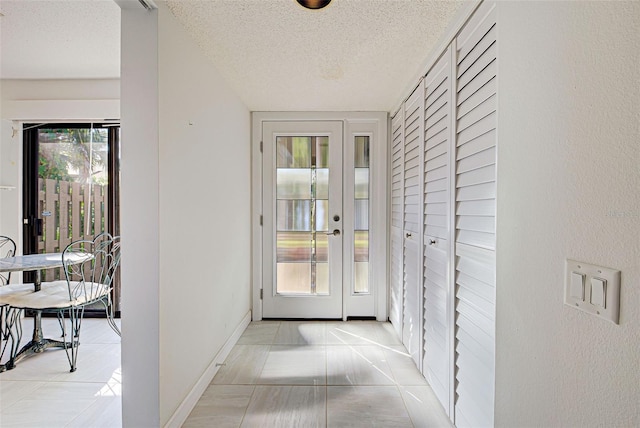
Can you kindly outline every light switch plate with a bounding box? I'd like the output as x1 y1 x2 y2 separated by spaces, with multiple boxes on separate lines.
564 259 621 324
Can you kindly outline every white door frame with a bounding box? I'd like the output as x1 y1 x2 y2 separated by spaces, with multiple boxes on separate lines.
251 112 388 321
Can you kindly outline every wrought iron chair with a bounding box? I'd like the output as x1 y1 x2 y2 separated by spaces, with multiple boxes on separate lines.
0 236 16 285
0 234 121 372
89 233 121 336
0 236 17 362
49 232 121 337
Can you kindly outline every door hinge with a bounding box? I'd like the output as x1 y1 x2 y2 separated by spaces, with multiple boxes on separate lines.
260 215 263 226
260 141 263 153
260 289 263 300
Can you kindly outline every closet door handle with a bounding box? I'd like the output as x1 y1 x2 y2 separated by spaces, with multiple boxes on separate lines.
405 232 412 238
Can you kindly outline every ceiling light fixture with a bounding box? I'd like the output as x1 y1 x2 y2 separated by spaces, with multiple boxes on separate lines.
296 0 332 10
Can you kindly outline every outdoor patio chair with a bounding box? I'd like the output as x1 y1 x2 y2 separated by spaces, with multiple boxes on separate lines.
50 232 121 337
0 235 16 285
0 236 17 363
0 235 121 372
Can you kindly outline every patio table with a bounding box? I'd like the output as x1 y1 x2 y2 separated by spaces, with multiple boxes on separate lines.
0 252 91 372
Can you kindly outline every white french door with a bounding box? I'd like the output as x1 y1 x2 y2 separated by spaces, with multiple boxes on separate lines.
262 121 344 318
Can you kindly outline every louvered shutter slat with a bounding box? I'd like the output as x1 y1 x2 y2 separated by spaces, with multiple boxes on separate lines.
456 5 497 66
422 48 453 414
426 138 448 158
456 129 496 159
457 111 496 147
389 113 404 336
403 86 424 368
425 201 447 216
457 77 497 119
457 94 497 132
454 3 497 427
457 40 497 90
426 152 448 172
456 164 496 188
457 182 496 202
425 128 448 153
457 59 497 106
457 25 497 78
457 146 496 174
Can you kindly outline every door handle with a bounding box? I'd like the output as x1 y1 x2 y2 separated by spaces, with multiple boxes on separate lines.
326 229 341 236
406 232 412 238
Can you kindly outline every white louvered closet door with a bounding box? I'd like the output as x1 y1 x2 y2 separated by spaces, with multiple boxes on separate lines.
402 84 424 368
389 112 404 337
422 46 454 415
453 2 497 427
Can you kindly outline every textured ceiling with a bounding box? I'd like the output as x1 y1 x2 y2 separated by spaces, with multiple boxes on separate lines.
0 0 467 112
166 0 466 111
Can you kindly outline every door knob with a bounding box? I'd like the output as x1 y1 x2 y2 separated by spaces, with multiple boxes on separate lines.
326 229 341 236
406 232 412 238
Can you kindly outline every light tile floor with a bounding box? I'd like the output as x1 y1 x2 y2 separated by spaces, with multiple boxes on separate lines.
184 321 452 428
0 317 122 427
0 320 452 428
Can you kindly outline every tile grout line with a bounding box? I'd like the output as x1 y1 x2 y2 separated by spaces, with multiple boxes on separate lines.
324 336 328 427
382 326 421 428
236 321 280 427
395 383 418 428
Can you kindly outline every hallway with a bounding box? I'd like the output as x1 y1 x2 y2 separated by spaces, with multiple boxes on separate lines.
183 321 452 427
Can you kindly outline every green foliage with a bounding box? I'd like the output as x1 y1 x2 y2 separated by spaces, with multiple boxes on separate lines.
39 152 72 181
38 128 109 185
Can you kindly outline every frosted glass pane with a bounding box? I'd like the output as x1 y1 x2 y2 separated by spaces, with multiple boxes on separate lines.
355 168 369 199
354 200 369 230
316 200 329 231
316 263 329 294
316 137 329 168
315 233 328 262
277 200 311 231
355 230 369 262
354 262 369 293
277 232 311 262
277 263 311 294
355 136 370 168
316 169 329 199
277 169 311 199
277 136 311 168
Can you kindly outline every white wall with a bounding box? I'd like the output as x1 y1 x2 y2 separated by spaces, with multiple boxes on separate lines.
120 3 251 426
120 7 161 427
495 2 640 427
157 2 251 424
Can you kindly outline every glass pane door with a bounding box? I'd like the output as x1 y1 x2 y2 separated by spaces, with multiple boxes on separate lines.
263 121 343 319
276 136 330 294
23 123 121 312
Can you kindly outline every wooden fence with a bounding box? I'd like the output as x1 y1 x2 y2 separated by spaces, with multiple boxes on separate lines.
37 178 108 282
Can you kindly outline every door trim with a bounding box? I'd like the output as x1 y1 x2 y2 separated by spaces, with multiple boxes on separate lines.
251 112 388 321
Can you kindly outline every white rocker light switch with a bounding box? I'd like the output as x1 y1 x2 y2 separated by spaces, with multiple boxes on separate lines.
590 278 606 307
565 260 620 324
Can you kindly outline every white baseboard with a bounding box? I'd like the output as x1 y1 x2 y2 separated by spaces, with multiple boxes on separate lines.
164 310 251 428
